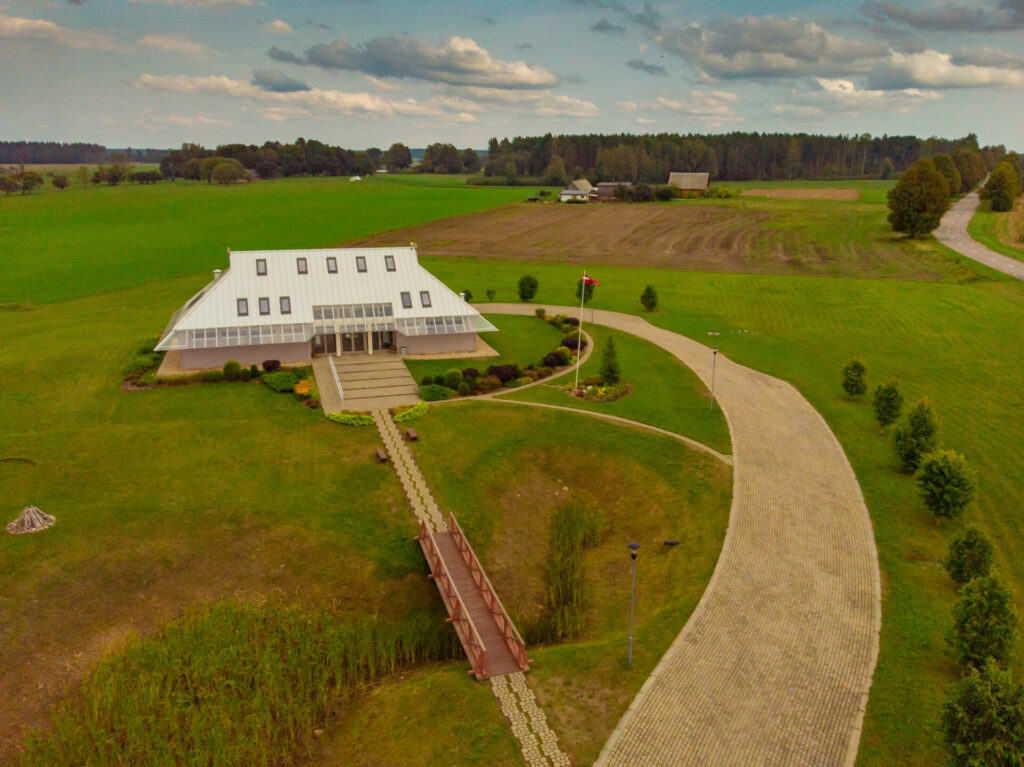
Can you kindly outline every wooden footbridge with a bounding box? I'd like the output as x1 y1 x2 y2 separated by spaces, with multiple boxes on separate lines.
418 513 531 680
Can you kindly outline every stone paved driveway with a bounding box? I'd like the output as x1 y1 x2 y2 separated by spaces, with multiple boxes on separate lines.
487 304 881 767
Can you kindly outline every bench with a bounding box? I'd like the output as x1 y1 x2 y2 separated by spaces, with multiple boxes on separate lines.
406 428 419 441
375 448 388 463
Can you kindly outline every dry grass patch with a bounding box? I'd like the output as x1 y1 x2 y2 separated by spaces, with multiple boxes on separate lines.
739 187 859 200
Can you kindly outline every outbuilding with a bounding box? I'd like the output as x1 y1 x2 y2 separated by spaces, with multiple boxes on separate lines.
667 172 710 195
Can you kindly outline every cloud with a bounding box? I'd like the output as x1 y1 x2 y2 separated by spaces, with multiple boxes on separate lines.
305 18 331 31
591 19 625 35
653 90 744 125
951 45 1024 70
563 73 586 84
636 117 656 124
811 77 943 111
481 15 496 24
874 49 1024 88
442 85 600 117
616 100 638 112
251 68 309 92
135 110 233 130
859 0 1024 32
0 12 116 50
364 74 399 91
273 35 559 89
138 33 215 57
565 0 661 31
515 42 533 50
259 106 315 122
127 0 264 8
626 57 666 76
262 18 293 35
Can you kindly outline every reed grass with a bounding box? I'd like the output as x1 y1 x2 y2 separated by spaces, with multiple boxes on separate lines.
19 601 460 766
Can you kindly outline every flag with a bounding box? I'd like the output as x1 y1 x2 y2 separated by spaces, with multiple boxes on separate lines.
583 275 601 286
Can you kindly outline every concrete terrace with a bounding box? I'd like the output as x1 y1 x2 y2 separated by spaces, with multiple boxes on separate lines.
312 354 419 413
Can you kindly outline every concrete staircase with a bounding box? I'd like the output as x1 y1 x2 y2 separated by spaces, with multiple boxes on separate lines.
312 354 419 413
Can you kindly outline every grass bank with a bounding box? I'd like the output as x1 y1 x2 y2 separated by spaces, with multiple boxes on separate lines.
967 197 1024 262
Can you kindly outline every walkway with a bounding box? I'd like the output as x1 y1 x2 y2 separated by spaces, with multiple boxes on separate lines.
486 304 881 767
312 355 419 414
935 191 1024 280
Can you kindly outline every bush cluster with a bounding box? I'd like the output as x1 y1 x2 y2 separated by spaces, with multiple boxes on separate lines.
263 371 300 393
418 384 453 401
325 411 374 426
393 401 429 422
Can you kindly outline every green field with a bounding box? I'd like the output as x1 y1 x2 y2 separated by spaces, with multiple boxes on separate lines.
968 200 1024 262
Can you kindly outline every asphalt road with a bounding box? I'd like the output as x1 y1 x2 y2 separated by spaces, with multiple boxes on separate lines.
935 192 1024 280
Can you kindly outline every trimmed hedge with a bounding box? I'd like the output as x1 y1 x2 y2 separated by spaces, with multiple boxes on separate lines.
263 371 300 393
326 411 375 426
419 384 453 401
394 401 429 423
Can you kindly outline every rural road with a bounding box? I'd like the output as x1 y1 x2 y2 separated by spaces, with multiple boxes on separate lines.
487 304 881 767
935 192 1024 280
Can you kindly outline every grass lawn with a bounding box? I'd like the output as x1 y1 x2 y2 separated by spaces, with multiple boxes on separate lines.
0 175 526 303
723 178 896 203
499 324 732 455
421 255 1024 766
402 313 565 383
967 197 1024 262
409 403 732 765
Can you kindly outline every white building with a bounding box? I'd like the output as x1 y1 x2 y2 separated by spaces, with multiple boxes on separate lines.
156 246 496 369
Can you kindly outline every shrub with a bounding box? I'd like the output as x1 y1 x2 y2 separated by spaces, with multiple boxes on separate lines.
222 360 242 381
249 364 260 379
535 307 546 318
433 374 445 386
421 375 434 386
517 274 539 301
841 358 867 398
893 398 939 472
293 379 312 400
949 575 1019 668
600 335 621 384
536 366 553 378
325 411 375 426
263 371 300 392
555 346 573 361
640 284 658 311
461 367 479 380
444 368 463 390
486 289 496 302
262 359 281 373
521 370 539 381
240 368 252 382
917 450 977 521
505 376 532 388
872 380 903 430
462 289 473 302
475 375 502 393
393 401 429 422
487 364 520 383
582 375 604 386
543 351 567 367
941 663 1024 767
945 525 995 586
457 382 471 396
564 316 579 327
419 384 453 401
561 335 586 351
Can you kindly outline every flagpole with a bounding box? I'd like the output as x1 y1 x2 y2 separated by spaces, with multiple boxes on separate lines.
575 269 587 391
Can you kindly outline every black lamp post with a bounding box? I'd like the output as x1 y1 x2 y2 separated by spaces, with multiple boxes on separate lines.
627 542 640 666
709 346 719 411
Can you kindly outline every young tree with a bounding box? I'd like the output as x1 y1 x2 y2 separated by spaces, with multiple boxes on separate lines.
841 358 867 398
600 335 621 384
893 398 939 472
0 174 20 196
385 142 412 170
517 274 539 301
211 159 245 185
872 380 904 430
461 148 481 174
931 153 962 198
640 284 658 311
887 158 951 237
51 174 69 190
575 278 595 304
941 663 1024 767
945 525 995 586
543 156 567 187
486 289 496 302
949 575 1019 668
917 450 977 521
983 162 1022 212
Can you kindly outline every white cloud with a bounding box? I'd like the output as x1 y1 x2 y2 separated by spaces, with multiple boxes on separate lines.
138 34 215 57
617 100 638 112
128 0 264 8
135 111 233 130
0 13 116 50
636 117 656 124
364 75 399 92
259 106 315 122
878 49 1024 88
814 78 943 111
653 90 744 125
262 19 293 35
444 85 599 117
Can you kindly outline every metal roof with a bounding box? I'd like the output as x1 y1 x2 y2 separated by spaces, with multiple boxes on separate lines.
668 172 710 190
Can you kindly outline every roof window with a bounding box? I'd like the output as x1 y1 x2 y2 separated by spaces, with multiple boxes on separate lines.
280 296 292 315
356 256 367 273
256 259 267 276
297 257 308 275
259 297 270 315
420 291 432 308
400 291 412 308
385 255 396 272
327 256 337 273
237 298 249 317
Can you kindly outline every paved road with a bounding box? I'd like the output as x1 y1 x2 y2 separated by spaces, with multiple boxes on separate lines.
487 305 881 767
935 192 1024 280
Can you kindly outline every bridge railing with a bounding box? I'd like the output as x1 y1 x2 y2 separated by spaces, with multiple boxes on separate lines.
448 512 531 673
417 518 488 679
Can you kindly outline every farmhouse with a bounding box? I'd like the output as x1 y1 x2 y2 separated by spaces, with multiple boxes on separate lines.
596 181 632 199
668 172 710 194
155 247 496 369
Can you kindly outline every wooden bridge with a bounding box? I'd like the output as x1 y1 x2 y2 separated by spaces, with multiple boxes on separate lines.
418 513 531 680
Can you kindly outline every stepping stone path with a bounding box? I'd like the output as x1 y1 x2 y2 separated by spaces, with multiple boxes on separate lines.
373 409 445 532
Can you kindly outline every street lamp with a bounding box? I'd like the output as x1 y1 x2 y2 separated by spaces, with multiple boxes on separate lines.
709 346 719 411
627 542 640 667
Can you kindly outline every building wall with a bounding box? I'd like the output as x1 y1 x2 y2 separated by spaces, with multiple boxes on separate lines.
396 332 477 355
180 342 310 370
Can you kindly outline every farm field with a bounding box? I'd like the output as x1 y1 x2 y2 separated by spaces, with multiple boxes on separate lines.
968 198 1024 262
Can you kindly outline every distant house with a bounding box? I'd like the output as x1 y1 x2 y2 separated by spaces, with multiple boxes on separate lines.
558 187 591 202
668 172 710 194
156 247 496 369
349 175 362 182
596 181 632 199
566 178 594 193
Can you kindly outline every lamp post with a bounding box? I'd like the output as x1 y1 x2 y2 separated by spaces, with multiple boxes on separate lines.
709 346 719 411
627 542 640 667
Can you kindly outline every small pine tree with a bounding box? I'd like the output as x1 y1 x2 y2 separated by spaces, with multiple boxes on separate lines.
941 663 1024 767
249 364 260 379
517 274 539 301
917 450 977 521
945 525 995 586
949 575 1019 668
872 380 904 430
640 284 658 311
841 358 867 398
893 398 939 472
600 336 621 384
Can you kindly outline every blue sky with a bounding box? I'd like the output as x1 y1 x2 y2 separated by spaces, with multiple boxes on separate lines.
1 0 1022 148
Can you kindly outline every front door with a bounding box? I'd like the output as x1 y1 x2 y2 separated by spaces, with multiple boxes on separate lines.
312 334 338 355
341 332 365 353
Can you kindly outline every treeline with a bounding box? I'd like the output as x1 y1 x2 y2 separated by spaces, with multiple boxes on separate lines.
0 141 107 165
481 132 1016 184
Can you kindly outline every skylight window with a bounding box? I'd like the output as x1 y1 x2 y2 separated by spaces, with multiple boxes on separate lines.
327 256 337 273
400 291 412 309
280 296 292 315
385 255 396 272
256 259 267 276
237 298 249 316
420 291 432 308
297 257 308 275
259 297 270 315
356 256 367 273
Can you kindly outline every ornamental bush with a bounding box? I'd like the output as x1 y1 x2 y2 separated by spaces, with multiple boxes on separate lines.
872 380 904 430
444 369 463 390
917 450 977 520
543 351 567 367
461 367 479 380
945 525 995 586
421 375 433 386
893 398 939 472
240 368 252 382
249 364 260 379
562 335 586 351
841 358 867 398
941 663 1024 767
262 359 281 373
564 316 580 327
433 375 445 386
326 411 375 426
419 384 453 401
949 575 1019 668
487 364 520 383
475 375 502 393
393 401 429 423
458 382 471 396
535 308 547 318
222 360 242 381
263 371 300 393
517 274 539 301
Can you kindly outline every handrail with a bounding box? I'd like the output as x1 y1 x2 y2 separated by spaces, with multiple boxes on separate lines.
448 513 530 670
327 355 344 403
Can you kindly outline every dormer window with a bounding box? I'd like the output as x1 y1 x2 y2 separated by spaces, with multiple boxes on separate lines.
237 298 249 316
280 296 291 314
297 257 308 275
385 255 396 272
258 297 270 315
356 256 367 273
327 256 337 273
400 291 412 308
256 259 267 276
420 291 432 308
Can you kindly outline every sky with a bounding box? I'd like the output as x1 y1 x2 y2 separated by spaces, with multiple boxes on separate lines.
1 0 1022 149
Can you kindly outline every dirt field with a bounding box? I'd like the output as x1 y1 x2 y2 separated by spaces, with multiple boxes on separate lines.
739 188 860 200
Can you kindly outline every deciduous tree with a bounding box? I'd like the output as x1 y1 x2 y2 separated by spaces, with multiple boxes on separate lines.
841 358 867 398
517 274 539 301
983 162 1021 212
893 398 939 472
917 450 976 521
945 525 995 586
941 663 1024 767
887 159 951 237
872 380 903 430
51 174 69 190
949 575 1019 668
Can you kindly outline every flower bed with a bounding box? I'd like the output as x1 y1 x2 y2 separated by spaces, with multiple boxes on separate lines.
564 381 632 403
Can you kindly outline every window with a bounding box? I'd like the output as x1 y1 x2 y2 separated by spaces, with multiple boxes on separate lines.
280 296 292 315
400 291 412 309
385 255 396 272
237 298 249 316
326 256 337 273
420 291 432 308
256 259 267 276
259 297 270 315
356 256 367 273
297 257 308 275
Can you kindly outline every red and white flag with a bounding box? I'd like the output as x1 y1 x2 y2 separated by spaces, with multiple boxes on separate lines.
583 275 601 286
